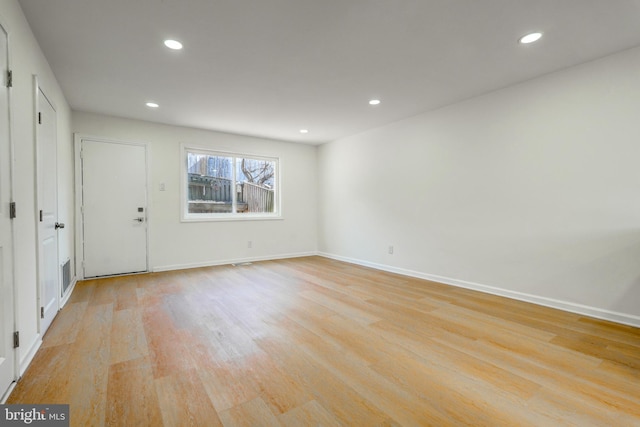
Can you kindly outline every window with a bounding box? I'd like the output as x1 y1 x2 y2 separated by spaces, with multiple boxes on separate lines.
182 146 280 220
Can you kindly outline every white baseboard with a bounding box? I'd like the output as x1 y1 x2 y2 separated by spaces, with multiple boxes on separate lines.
1 381 17 404
152 251 317 273
318 252 640 329
19 335 43 377
60 276 78 308
3 278 78 403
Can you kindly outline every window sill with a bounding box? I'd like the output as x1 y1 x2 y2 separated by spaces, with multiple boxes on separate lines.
180 214 283 223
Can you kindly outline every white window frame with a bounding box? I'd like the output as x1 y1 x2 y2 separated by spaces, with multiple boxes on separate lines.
180 144 282 222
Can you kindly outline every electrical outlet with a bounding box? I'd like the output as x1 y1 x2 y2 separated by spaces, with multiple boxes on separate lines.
388 245 394 254
159 182 166 191
248 241 252 249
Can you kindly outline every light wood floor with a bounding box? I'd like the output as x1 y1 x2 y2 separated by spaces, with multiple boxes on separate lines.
8 256 640 426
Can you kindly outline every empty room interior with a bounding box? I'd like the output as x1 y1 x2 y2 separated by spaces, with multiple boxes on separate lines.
1 0 639 425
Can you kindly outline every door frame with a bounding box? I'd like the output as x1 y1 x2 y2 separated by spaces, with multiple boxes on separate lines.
33 77 60 335
74 134 152 280
0 15 17 403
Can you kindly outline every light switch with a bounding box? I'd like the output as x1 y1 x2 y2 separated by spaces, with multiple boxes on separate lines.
159 182 166 191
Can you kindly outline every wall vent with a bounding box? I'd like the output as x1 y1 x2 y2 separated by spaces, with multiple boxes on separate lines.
61 259 71 295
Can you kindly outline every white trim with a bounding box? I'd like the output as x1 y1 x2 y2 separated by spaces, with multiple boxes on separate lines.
34 79 61 336
32 76 40 330
0 15 18 399
318 252 640 329
73 135 82 280
60 276 77 308
0 380 16 404
18 335 42 377
74 134 152 280
152 251 316 273
180 215 284 223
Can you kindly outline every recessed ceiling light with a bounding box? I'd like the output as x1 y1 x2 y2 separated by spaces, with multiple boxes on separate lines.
164 39 183 50
146 102 159 108
369 99 381 105
299 129 309 134
519 32 542 44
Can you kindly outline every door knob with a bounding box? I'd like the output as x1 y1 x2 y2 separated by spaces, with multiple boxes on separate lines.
133 217 144 222
55 222 65 229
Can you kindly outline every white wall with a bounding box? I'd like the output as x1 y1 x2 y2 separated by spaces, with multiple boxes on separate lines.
72 112 318 272
0 0 73 371
318 46 640 326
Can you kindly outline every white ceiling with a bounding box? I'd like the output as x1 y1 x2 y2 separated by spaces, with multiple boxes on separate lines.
18 0 640 144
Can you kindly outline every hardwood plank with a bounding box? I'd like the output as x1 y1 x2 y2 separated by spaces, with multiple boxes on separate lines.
370 321 542 402
260 339 397 426
436 301 558 342
155 369 223 427
298 289 382 325
277 400 342 427
596 360 640 392
526 386 638 426
113 279 138 311
551 334 640 369
430 306 603 373
6 344 72 404
256 319 398 426
370 353 552 426
431 329 640 411
67 279 96 303
106 357 163 427
110 308 148 364
365 296 441 318
303 313 407 366
41 301 88 348
142 303 196 379
65 303 113 426
217 397 280 427
242 350 313 415
299 332 451 426
88 277 118 306
199 363 260 413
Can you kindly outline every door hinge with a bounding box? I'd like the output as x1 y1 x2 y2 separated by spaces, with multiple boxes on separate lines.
6 70 12 88
39 209 43 222
9 201 16 219
41 307 44 319
38 112 42 124
13 331 19 348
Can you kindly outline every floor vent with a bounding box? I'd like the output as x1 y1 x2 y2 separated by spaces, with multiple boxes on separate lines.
231 262 253 267
61 259 71 295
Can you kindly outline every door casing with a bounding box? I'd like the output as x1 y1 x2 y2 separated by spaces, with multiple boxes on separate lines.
74 135 151 279
0 17 16 402
35 80 59 335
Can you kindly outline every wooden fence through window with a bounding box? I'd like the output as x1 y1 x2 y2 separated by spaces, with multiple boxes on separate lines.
188 173 274 213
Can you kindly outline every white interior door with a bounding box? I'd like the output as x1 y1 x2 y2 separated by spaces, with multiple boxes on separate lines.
82 139 148 277
0 21 16 399
37 87 59 334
